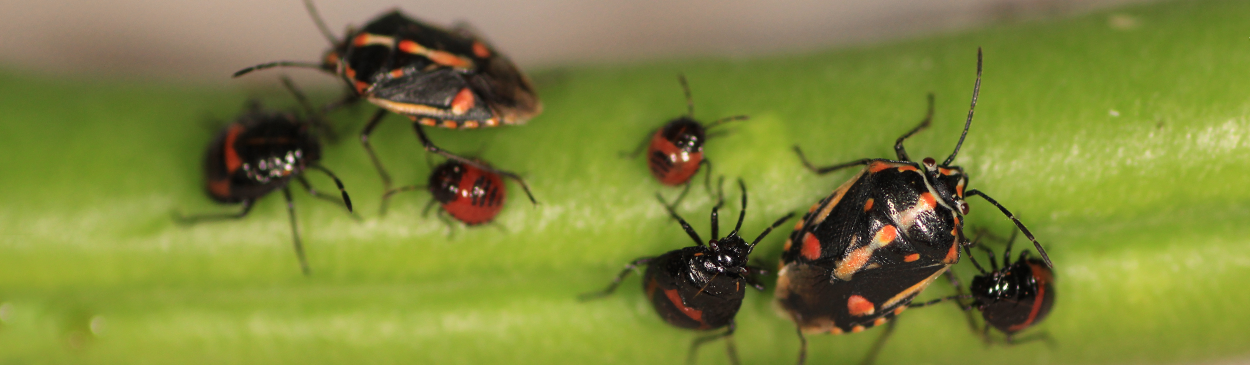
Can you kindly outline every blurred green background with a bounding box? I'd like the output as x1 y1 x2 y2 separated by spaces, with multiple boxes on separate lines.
3 0 1250 363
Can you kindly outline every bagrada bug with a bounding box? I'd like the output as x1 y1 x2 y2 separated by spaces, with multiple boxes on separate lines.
773 49 1052 364
177 77 353 276
629 76 747 201
581 179 793 365
379 158 506 226
233 0 538 204
962 229 1056 344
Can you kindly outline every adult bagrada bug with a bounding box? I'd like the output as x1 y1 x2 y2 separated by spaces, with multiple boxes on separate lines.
177 77 353 276
773 49 1052 364
629 76 747 201
962 229 1056 344
581 179 793 365
233 0 538 204
379 158 506 226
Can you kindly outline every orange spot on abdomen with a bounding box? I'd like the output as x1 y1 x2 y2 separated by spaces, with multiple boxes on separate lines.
876 225 898 244
472 42 492 58
904 253 920 262
848 295 876 317
943 241 960 264
897 165 918 172
451 88 476 114
864 198 874 212
801 232 822 260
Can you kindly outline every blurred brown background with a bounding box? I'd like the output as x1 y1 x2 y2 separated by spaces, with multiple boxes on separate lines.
0 0 1151 83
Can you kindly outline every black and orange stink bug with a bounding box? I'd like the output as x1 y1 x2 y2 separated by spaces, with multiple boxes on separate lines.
581 180 793 364
380 159 506 226
177 78 353 276
234 0 538 203
773 49 1053 364
628 76 747 196
963 230 1056 344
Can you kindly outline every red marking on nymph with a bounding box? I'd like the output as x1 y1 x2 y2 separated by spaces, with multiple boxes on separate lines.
223 124 243 173
664 288 704 323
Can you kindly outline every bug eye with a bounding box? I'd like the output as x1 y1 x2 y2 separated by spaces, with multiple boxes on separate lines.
956 200 970 215
923 157 937 169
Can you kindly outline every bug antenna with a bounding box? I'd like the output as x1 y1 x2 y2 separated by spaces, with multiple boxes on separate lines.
233 61 325 78
280 75 319 119
733 179 747 235
311 164 353 212
749 212 795 254
303 0 339 46
678 74 694 118
942 47 982 167
965 189 1052 268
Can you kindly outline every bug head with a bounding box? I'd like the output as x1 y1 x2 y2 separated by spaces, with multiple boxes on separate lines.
659 117 707 154
921 157 971 216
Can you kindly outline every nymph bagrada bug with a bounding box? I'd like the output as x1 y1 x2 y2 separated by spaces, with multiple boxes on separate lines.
629 76 747 198
177 77 352 276
233 0 538 204
379 158 506 226
773 49 1052 364
581 180 793 364
962 229 1056 344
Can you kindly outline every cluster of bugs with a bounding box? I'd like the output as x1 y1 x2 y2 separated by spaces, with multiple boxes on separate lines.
175 1 1056 362
179 0 539 275
585 49 1057 364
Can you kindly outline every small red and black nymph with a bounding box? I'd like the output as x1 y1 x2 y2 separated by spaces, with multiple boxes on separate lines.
581 180 793 365
177 78 353 276
233 0 538 204
629 76 747 196
962 230 1056 344
379 159 507 226
774 49 1052 364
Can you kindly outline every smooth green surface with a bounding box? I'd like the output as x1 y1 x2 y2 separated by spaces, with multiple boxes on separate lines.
3 0 1250 363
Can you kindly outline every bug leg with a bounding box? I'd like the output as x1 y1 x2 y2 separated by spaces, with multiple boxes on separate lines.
174 200 255 224
300 0 338 46
657 193 705 246
859 319 897 365
578 257 654 301
435 208 458 237
745 265 769 291
894 93 935 162
795 325 808 365
700 159 716 204
793 146 873 175
687 321 737 365
1006 331 1057 349
361 109 394 191
965 189 1052 268
905 294 972 309
660 180 694 213
307 165 353 211
410 122 539 204
421 197 439 218
622 130 651 158
380 185 426 216
704 115 749 130
944 270 983 335
282 187 311 277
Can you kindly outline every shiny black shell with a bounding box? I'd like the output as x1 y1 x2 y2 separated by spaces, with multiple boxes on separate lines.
643 246 749 330
205 111 320 202
325 11 541 128
971 254 1055 335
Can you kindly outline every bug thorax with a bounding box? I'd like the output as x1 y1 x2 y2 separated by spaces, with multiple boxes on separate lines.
970 258 1042 304
233 114 320 185
428 161 467 204
660 117 707 153
920 157 971 215
688 232 752 281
